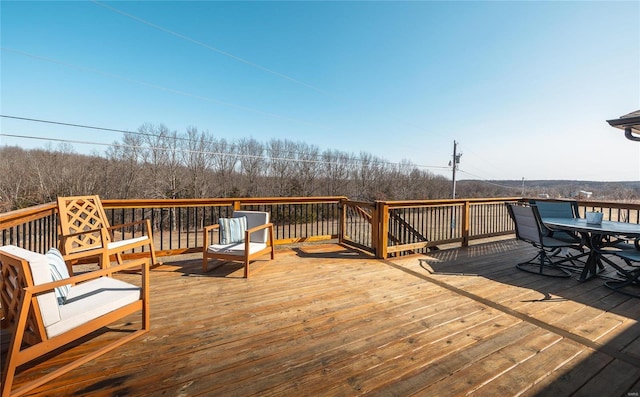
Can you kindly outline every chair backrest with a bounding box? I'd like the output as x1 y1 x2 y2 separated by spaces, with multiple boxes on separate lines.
0 245 60 345
531 200 579 219
57 196 112 254
507 204 543 245
233 211 270 243
530 200 579 236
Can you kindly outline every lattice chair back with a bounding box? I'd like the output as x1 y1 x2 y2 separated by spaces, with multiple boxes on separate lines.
57 195 113 254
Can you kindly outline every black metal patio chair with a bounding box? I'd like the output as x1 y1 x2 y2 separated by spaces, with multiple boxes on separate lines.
529 199 583 244
507 203 587 278
601 239 640 298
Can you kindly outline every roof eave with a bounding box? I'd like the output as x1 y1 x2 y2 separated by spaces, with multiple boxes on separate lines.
607 114 640 141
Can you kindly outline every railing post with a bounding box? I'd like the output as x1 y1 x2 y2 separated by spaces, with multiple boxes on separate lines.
371 202 378 257
376 201 389 259
338 199 345 245
233 200 241 211
462 200 471 247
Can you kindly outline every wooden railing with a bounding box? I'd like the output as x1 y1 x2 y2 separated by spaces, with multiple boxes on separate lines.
341 198 640 258
0 203 58 254
0 197 346 257
343 198 522 258
2 197 639 260
577 200 640 223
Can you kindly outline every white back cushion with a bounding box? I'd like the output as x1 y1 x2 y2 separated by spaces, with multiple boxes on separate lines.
0 245 61 327
233 211 270 243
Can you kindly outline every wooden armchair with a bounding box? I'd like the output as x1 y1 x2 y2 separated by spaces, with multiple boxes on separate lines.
0 245 149 397
56 195 160 272
203 210 275 278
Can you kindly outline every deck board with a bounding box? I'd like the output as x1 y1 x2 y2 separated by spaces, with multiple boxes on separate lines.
3 239 640 396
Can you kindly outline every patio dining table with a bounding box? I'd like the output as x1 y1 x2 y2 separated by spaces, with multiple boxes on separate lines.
542 217 640 281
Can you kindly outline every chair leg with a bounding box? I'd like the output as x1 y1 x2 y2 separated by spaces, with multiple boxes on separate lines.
2 342 20 397
149 247 161 267
244 257 249 278
601 256 640 298
604 270 640 298
559 250 589 269
516 249 572 278
101 252 111 269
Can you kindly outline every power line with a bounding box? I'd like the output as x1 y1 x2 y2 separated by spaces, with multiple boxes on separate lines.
1 115 196 143
0 129 451 172
456 169 523 191
0 132 451 170
456 142 521 184
88 2 454 145
91 1 328 96
1 115 131 134
0 48 313 126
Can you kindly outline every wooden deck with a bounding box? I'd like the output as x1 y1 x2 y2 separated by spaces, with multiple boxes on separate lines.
4 240 640 396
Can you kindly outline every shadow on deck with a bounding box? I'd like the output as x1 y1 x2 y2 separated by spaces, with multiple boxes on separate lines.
3 240 640 396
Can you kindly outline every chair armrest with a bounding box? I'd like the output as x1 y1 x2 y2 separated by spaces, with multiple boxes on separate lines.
246 222 274 236
203 224 221 233
108 219 150 232
59 228 111 256
245 223 274 244
60 227 109 243
108 219 154 241
203 224 221 248
25 258 150 296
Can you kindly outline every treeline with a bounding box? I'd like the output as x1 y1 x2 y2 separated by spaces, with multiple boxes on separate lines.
3 124 638 213
1 123 462 211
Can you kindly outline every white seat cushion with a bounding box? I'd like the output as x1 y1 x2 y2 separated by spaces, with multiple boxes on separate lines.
108 236 150 250
70 236 150 254
207 242 268 256
47 277 141 338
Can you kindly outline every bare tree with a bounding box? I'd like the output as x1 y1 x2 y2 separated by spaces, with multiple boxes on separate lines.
291 142 320 196
0 146 31 210
105 132 145 198
181 127 214 198
138 124 183 199
237 137 265 197
266 139 297 196
320 149 353 196
352 152 390 200
210 138 238 197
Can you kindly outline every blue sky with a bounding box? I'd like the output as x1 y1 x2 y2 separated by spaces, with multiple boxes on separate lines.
1 1 639 182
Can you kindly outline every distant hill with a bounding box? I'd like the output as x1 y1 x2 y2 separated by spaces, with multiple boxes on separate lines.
457 180 640 201
494 180 640 188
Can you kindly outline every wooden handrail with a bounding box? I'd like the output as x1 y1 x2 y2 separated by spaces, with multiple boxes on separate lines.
100 196 349 209
0 203 57 229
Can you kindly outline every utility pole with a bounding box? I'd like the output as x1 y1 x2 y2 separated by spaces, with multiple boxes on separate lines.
449 141 462 199
449 140 462 238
